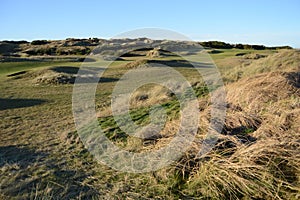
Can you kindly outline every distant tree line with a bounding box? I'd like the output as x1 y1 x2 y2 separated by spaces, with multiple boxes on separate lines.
200 41 233 49
2 40 29 44
199 41 292 50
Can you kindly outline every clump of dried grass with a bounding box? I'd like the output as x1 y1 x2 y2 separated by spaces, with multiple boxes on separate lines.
130 84 172 108
226 70 299 139
181 136 300 199
124 59 149 69
170 66 300 199
227 71 299 113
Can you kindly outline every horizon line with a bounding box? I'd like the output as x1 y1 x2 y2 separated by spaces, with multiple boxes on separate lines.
0 37 294 48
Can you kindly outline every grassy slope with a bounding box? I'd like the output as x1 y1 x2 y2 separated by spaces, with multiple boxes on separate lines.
0 49 299 199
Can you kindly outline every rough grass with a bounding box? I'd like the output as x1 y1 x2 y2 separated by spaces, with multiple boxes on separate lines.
0 49 299 199
219 49 300 83
175 65 300 199
182 137 300 199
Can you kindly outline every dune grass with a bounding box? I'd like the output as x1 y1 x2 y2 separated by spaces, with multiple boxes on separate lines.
0 49 299 199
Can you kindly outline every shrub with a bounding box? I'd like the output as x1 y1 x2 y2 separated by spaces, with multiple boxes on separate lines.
200 41 233 49
31 40 49 45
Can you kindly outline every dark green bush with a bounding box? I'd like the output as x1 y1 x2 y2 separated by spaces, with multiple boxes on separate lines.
31 40 49 45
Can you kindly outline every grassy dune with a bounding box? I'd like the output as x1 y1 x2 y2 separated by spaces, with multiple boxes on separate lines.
0 48 299 199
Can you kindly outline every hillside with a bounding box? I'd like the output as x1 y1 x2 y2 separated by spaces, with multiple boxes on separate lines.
0 40 299 199
0 38 292 58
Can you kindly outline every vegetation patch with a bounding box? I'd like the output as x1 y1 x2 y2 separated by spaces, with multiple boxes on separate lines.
0 42 299 199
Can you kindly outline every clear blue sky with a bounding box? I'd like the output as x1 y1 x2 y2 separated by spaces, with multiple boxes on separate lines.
1 0 300 47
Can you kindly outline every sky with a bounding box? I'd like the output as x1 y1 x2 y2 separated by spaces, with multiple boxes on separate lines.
1 0 300 47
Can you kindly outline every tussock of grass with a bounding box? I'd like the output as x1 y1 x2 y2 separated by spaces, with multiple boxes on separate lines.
181 137 300 199
172 60 300 199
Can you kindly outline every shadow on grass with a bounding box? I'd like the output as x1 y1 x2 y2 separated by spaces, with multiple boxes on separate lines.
6 71 27 77
51 66 80 74
148 59 214 68
0 98 47 111
0 145 46 168
74 76 119 84
0 145 99 199
0 57 96 62
50 66 104 75
47 66 117 84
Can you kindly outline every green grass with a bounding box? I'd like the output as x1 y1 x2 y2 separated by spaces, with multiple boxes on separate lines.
0 61 59 75
208 48 276 60
1 49 299 199
0 55 211 198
